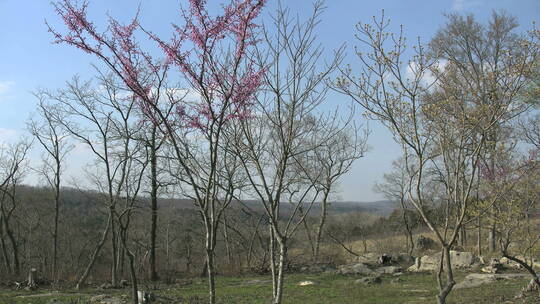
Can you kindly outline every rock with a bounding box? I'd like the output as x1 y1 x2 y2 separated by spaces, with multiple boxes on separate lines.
481 258 503 273
356 253 381 264
407 255 438 272
414 257 421 268
338 263 375 275
137 291 155 304
297 280 316 286
499 256 535 269
416 235 436 251
355 276 382 285
99 283 114 289
376 266 402 275
481 266 499 274
407 251 478 272
499 257 510 264
499 257 520 268
451 251 477 267
299 264 336 273
470 262 483 270
392 253 415 264
454 273 527 289
378 254 392 265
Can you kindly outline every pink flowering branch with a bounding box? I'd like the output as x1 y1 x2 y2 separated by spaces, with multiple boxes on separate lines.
478 147 540 187
50 0 266 132
149 0 267 131
47 0 168 126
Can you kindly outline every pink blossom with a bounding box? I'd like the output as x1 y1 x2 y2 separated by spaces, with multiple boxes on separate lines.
50 0 267 131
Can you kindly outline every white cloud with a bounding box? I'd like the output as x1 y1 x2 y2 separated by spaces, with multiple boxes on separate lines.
65 135 100 158
405 59 448 87
165 88 202 103
0 81 14 101
452 0 483 11
0 128 19 143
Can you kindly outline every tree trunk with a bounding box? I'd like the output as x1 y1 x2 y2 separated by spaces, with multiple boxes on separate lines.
76 213 112 290
246 216 263 269
5 223 20 275
127 253 138 304
477 217 482 256
205 249 216 304
118 234 126 278
0 218 11 273
436 246 456 304
149 128 159 281
52 161 61 283
314 190 329 262
120 230 139 304
223 214 232 266
273 237 287 304
401 202 414 256
27 268 37 289
458 227 465 247
488 223 496 252
203 212 218 304
502 253 540 294
269 226 277 299
165 223 170 270
111 214 118 287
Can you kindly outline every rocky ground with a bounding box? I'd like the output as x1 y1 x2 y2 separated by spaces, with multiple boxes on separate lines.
1 251 539 303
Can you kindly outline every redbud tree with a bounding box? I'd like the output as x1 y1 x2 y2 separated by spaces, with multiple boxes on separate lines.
49 1 266 303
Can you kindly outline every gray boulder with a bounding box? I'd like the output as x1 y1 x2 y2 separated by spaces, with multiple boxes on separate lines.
338 262 375 275
407 255 439 272
376 266 403 275
454 273 527 289
392 253 415 264
407 251 478 272
451 251 478 267
356 253 380 264
299 264 337 273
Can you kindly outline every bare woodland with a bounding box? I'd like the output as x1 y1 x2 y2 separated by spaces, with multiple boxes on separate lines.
0 1 539 304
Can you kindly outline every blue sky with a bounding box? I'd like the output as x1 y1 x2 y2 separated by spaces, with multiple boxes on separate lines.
0 0 538 201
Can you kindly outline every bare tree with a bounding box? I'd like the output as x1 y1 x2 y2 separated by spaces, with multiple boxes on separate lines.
333 11 537 304
50 1 267 302
374 158 415 255
300 120 367 262
429 12 538 253
233 2 345 302
521 114 540 149
27 99 73 282
43 75 142 290
476 135 540 294
0 140 31 276
114 130 148 304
